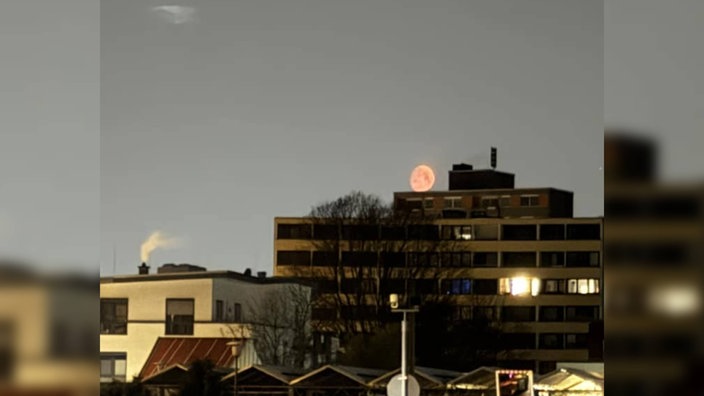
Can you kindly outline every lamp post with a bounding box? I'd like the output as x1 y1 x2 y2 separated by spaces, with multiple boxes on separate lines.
227 339 245 396
390 294 419 396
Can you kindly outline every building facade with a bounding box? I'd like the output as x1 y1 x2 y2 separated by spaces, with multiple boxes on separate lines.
99 264 311 383
273 164 603 373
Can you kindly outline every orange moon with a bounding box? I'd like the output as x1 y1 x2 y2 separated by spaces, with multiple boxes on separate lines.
409 165 435 192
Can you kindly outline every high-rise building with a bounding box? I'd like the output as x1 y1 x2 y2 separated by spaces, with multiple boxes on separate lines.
274 162 603 373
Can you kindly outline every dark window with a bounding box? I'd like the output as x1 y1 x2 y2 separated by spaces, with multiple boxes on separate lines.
503 333 535 349
100 353 127 383
381 226 406 240
408 225 439 240
481 197 499 208
539 306 564 322
543 279 565 294
502 225 537 240
566 306 600 321
315 280 338 293
166 299 194 335
565 333 589 349
404 199 423 210
441 279 471 295
234 303 242 322
474 307 497 321
215 300 224 322
277 250 310 266
440 252 471 267
566 224 601 240
473 252 498 267
540 224 565 240
313 224 338 239
312 308 337 321
473 279 498 295
380 252 406 267
566 252 600 267
500 196 511 207
502 306 535 322
312 251 337 266
342 225 378 240
473 225 499 240
423 198 434 209
100 299 128 335
414 279 437 295
342 251 377 267
502 252 536 267
519 195 539 206
540 252 565 267
277 224 312 239
539 334 564 349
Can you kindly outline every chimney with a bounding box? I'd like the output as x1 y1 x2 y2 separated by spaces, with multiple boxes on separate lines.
138 262 150 275
257 271 266 279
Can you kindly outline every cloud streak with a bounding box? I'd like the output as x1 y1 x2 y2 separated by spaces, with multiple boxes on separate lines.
152 5 196 24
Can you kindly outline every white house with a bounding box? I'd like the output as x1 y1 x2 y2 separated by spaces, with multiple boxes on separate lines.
100 263 311 383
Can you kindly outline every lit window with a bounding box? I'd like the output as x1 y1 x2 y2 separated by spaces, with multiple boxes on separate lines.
500 277 541 296
567 279 600 295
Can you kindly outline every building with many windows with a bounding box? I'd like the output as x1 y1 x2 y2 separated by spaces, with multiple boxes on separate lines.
273 163 603 373
99 263 311 383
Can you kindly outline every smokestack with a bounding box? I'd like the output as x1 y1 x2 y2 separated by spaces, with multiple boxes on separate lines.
257 271 266 279
138 262 150 275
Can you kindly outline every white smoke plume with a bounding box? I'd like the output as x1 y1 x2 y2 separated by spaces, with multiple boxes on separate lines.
140 231 180 263
152 5 196 24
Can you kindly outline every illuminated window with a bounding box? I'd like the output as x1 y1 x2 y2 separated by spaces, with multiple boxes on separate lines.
500 277 541 296
567 279 600 294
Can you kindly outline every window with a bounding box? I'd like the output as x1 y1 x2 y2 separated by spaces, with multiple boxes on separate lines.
481 196 499 209
473 252 498 267
502 252 536 267
566 333 588 349
502 307 536 322
381 226 406 240
442 225 472 240
539 224 565 240
215 300 224 322
234 303 242 322
439 252 471 267
277 251 311 266
100 353 127 383
539 334 564 349
423 198 434 209
502 225 537 240
499 277 541 296
380 252 406 267
342 251 377 267
441 279 471 295
405 198 423 211
474 306 497 321
313 224 338 239
408 225 439 240
566 306 600 321
503 333 536 349
543 279 565 294
540 252 565 267
166 299 194 335
566 252 600 267
500 195 511 207
277 224 312 239
312 251 337 266
444 197 463 209
520 195 539 207
567 279 600 294
539 306 564 322
473 224 499 240
101 299 128 335
566 224 601 240
342 225 379 240
473 279 498 295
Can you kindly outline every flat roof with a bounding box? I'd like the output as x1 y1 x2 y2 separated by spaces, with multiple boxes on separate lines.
100 270 310 285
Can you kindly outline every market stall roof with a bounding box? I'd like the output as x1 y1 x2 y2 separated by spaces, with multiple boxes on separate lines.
221 364 307 385
369 366 461 389
534 367 604 392
289 365 386 388
447 367 501 390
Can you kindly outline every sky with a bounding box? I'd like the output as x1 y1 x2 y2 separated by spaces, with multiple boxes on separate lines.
100 0 604 275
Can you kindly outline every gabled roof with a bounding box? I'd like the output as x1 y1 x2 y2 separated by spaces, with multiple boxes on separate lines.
289 365 387 387
139 337 235 379
447 366 501 390
369 366 462 388
221 364 307 384
534 367 604 391
140 364 189 384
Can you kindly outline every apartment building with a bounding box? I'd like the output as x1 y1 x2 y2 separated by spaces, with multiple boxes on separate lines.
99 263 311 383
273 163 603 373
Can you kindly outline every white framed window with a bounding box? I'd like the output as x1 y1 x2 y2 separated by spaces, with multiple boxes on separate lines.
444 196 463 209
519 194 539 207
567 279 600 295
100 353 127 383
481 196 499 209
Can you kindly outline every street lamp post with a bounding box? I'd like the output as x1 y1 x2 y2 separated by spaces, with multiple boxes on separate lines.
227 339 245 396
390 294 419 396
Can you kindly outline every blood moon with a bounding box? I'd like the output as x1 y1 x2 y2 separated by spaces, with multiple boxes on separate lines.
409 165 435 192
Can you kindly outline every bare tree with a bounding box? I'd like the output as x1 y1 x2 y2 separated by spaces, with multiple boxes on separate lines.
299 191 451 336
246 284 313 368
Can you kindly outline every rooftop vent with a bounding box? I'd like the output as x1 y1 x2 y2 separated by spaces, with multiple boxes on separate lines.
157 263 207 274
243 268 252 276
257 271 267 279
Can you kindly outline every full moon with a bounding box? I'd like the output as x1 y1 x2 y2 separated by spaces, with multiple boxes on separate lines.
409 165 435 192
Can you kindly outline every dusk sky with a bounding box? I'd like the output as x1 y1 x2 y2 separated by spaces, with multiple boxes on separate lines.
101 0 603 275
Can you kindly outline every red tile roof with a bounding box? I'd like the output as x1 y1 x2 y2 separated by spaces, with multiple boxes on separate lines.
139 337 234 379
